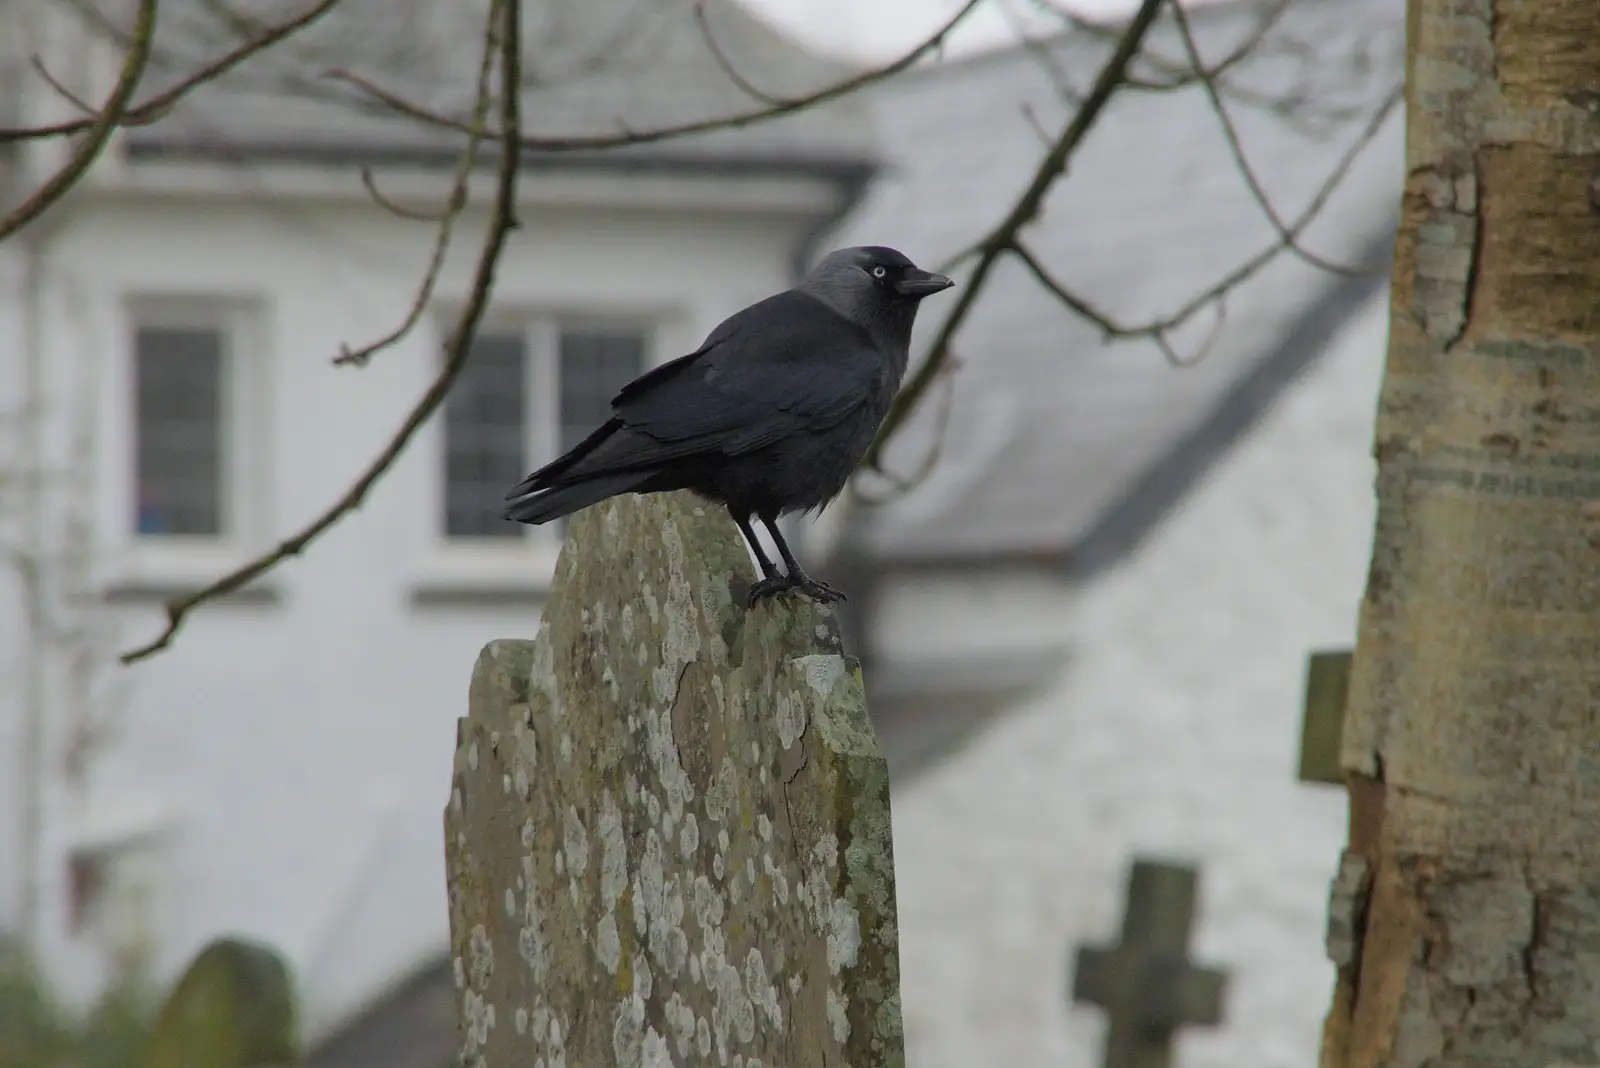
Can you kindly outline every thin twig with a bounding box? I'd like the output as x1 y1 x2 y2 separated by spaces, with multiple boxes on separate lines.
1168 0 1365 277
937 0 1292 312
333 0 503 368
357 167 451 223
1002 80 1400 364
0 0 158 243
864 9 1402 492
1009 240 1224 366
28 55 98 114
121 0 526 664
0 0 344 144
694 1 788 107
1037 0 1360 135
1018 102 1055 147
863 0 1169 476
1002 1 1086 106
326 0 983 153
1134 82 1402 341
1034 0 1287 94
849 354 962 507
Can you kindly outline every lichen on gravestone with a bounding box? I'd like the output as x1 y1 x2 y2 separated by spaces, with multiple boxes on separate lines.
139 937 297 1068
444 490 902 1068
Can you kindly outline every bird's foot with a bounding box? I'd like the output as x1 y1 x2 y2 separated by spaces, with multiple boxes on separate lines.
746 575 848 608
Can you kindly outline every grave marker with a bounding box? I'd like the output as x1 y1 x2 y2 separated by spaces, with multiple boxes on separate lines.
1070 858 1229 1068
1298 649 1354 786
444 491 903 1068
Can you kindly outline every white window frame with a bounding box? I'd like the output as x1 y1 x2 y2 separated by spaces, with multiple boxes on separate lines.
423 308 659 586
106 294 269 586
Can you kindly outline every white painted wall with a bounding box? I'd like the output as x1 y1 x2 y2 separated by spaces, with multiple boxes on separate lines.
889 289 1388 1068
7 173 831 1036
871 568 1077 671
0 235 28 937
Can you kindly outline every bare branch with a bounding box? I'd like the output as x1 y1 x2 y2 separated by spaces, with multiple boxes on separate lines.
935 0 1295 305
357 167 451 223
1018 102 1055 147
327 0 984 154
120 0 526 664
0 0 343 144
1009 240 1224 366
1032 0 1365 135
1008 12 1086 108
693 1 787 108
1168 0 1366 277
1034 75 1396 358
860 3 1402 496
28 54 99 114
1133 81 1402 341
0 0 157 243
1068 0 1290 93
333 2 503 368
862 0 1169 477
1030 0 1282 92
848 355 962 507
1010 78 1400 364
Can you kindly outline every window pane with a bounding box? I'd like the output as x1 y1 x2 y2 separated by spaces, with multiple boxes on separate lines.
558 329 645 454
445 332 526 538
134 327 224 537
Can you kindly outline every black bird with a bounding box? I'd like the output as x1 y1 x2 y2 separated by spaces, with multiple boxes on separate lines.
502 245 954 606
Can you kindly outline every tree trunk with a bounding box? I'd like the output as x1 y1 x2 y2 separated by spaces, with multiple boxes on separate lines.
1320 1 1600 1065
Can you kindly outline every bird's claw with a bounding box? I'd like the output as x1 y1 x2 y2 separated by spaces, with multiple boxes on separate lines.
746 575 848 608
795 577 847 605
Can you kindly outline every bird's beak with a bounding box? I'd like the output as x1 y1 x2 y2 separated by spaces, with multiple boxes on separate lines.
894 269 955 298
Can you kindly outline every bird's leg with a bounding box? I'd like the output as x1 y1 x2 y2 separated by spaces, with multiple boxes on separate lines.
746 515 847 607
733 513 780 580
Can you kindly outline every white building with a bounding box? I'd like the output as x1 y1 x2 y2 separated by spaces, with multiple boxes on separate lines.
885 290 1390 1068
824 1 1407 1065
0 0 875 1046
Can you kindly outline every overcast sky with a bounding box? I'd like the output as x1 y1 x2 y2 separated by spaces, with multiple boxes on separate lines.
741 0 1155 63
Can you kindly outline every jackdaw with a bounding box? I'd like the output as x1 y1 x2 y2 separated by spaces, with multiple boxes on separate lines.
502 245 954 606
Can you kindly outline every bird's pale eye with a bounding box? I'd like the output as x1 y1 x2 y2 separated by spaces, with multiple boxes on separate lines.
871 266 887 279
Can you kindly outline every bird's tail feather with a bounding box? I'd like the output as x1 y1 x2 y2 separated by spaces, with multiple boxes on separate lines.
503 418 622 501
502 471 657 525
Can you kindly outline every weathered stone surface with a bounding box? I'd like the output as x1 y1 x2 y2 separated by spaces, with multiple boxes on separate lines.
140 937 297 1068
444 491 901 1068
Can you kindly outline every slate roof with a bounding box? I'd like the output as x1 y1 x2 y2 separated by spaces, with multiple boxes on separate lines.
85 0 878 170
828 0 1406 563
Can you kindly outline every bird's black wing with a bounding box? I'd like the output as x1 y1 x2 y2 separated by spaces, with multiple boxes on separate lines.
507 291 882 497
612 290 882 458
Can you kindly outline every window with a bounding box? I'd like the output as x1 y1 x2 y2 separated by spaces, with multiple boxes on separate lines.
558 330 645 454
133 326 227 537
444 333 527 539
441 321 648 541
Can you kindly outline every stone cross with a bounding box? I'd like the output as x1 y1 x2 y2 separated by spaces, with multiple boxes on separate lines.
1070 858 1229 1068
444 490 903 1068
1297 648 1353 786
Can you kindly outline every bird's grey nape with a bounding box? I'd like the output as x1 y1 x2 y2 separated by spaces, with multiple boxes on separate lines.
800 248 868 310
801 248 919 352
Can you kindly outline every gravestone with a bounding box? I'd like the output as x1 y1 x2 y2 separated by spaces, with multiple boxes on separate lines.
140 936 297 1068
444 491 902 1068
1070 858 1229 1068
1296 649 1353 786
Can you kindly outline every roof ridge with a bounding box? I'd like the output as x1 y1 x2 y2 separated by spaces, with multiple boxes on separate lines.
880 0 1376 88
883 0 1305 84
